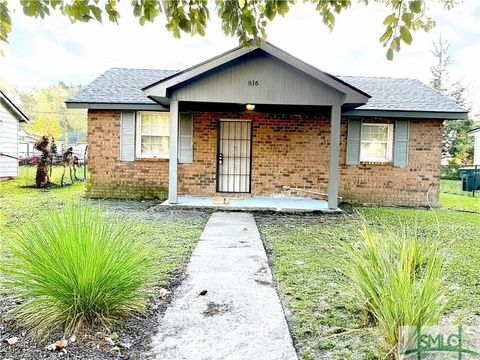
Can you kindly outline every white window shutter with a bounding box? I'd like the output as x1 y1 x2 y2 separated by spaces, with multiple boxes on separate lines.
346 118 362 165
393 120 410 167
179 113 193 163
120 111 135 161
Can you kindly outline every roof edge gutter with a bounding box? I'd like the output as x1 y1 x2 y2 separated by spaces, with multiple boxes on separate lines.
343 109 469 120
65 102 169 111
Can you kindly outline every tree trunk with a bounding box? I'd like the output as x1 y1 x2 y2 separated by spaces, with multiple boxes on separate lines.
35 155 51 188
34 135 54 188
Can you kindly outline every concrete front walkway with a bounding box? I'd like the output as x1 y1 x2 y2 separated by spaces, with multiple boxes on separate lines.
151 212 298 360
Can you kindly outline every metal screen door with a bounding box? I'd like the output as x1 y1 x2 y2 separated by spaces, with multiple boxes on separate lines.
217 120 252 193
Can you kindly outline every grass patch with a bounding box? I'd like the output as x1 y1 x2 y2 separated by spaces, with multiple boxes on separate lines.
440 179 465 195
0 166 86 230
440 179 480 211
257 208 480 359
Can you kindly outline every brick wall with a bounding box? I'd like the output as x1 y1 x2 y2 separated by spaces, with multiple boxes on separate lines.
180 111 331 198
339 118 443 206
87 110 442 206
87 110 168 199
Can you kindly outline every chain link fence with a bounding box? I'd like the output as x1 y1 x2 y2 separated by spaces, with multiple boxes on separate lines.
441 164 480 196
1 141 88 183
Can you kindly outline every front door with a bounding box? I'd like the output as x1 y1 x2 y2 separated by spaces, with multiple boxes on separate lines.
217 120 252 193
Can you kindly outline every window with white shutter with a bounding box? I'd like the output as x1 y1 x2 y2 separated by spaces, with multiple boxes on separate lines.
179 113 193 163
120 111 135 162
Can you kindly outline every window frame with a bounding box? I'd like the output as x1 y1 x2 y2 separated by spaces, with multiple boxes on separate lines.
360 123 394 163
135 111 170 159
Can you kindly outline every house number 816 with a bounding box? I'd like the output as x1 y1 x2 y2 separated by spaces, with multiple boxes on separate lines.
248 80 259 86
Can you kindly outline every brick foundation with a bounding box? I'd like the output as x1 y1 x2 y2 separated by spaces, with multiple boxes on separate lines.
87 110 442 206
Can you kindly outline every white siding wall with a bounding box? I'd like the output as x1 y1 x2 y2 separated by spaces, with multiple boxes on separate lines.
0 102 19 177
474 133 480 165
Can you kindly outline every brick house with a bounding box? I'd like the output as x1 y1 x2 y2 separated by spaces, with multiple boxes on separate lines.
66 43 467 210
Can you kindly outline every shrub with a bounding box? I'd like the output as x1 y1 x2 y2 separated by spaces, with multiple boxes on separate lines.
342 225 447 359
1 202 156 338
441 164 461 180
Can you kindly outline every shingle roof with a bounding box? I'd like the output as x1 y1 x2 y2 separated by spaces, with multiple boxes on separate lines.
66 68 179 104
338 76 467 113
67 68 467 114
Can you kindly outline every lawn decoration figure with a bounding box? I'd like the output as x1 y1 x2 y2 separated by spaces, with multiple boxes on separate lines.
61 147 80 186
33 135 54 188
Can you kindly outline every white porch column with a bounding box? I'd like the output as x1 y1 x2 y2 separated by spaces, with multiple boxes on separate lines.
168 100 179 204
327 104 341 210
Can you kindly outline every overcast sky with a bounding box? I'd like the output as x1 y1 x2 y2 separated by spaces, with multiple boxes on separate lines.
1 1 479 115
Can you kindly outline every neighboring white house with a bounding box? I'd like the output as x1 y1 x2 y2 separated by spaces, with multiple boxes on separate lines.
469 127 480 165
0 90 29 178
18 129 40 158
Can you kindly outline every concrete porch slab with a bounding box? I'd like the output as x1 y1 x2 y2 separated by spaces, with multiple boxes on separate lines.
161 196 341 213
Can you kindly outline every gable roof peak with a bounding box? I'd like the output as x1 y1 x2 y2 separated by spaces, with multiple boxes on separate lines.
142 42 370 103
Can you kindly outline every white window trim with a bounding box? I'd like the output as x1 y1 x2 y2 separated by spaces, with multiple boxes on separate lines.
360 123 394 163
136 111 170 159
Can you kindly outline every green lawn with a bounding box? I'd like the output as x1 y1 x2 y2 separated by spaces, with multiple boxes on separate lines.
0 166 206 287
440 179 480 211
258 206 480 359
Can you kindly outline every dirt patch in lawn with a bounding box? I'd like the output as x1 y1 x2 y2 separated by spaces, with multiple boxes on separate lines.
0 271 184 360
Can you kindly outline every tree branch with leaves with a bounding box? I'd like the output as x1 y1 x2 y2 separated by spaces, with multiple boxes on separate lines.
0 0 459 58
429 35 474 164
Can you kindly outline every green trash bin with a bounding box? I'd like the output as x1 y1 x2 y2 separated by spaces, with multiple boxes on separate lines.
460 167 480 192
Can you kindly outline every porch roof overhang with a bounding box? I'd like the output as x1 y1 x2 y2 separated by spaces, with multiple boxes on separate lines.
143 42 370 108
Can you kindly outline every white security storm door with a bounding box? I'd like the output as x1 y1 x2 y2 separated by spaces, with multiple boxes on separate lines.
217 120 252 193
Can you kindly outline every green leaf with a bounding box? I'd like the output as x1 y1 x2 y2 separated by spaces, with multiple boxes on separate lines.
178 18 191 32
390 36 398 50
50 0 61 9
383 13 396 25
89 5 102 22
326 11 335 29
241 13 254 35
402 12 413 25
77 2 88 17
400 26 412 45
395 37 401 50
197 23 206 36
409 0 423 14
277 1 289 16
265 4 276 21
386 48 394 61
380 26 392 43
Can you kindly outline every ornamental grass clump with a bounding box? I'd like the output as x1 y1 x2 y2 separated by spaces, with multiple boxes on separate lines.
1 202 156 338
343 225 447 359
